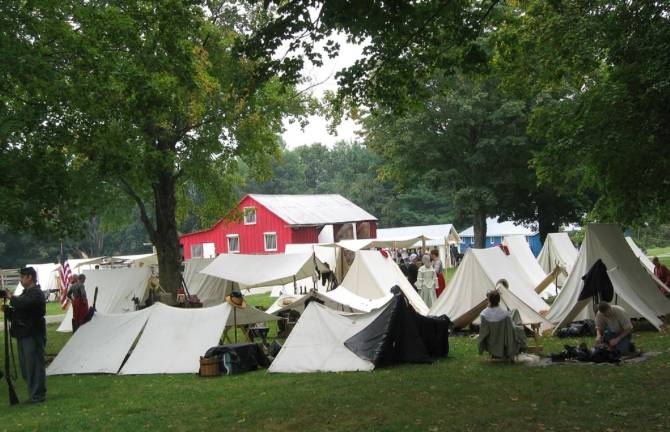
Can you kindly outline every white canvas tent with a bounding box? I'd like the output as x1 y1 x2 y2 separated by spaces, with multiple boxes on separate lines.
57 267 152 332
268 301 389 373
120 303 229 374
547 224 670 332
200 253 327 288
323 250 429 315
47 308 152 375
14 263 60 295
183 257 232 306
429 247 551 331
113 253 158 267
537 233 578 287
504 235 557 296
49 301 277 375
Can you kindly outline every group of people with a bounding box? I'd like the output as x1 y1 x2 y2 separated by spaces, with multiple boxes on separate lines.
479 280 635 359
397 249 445 307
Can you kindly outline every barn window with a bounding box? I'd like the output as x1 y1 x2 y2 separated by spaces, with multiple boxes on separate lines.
227 235 240 253
264 232 277 251
190 244 203 258
244 207 256 225
203 242 216 258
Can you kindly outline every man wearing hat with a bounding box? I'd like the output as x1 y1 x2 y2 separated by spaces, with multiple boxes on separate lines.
4 267 47 403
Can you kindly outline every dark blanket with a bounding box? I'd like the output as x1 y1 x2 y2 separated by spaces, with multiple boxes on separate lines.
204 343 270 374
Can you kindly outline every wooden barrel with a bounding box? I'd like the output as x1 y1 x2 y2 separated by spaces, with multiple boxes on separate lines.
199 356 220 377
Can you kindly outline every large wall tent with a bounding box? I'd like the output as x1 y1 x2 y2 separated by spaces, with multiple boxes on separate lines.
537 233 578 287
546 224 670 332
429 247 551 331
48 303 277 375
58 267 153 332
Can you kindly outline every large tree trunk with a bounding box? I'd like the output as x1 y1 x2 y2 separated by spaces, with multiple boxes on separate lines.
473 208 487 248
153 170 182 299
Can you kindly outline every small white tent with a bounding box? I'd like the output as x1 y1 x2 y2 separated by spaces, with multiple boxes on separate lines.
57 267 152 332
428 247 551 331
547 224 670 332
537 233 578 286
268 302 387 373
120 303 229 374
324 250 429 315
47 308 152 375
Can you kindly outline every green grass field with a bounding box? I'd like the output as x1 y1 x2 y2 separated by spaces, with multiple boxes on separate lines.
1 301 669 431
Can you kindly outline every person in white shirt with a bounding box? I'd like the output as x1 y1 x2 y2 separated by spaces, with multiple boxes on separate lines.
480 280 511 322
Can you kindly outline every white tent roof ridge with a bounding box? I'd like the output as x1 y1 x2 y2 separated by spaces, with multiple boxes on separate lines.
200 252 328 288
248 193 377 225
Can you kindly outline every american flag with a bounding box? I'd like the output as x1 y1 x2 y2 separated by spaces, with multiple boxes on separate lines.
59 259 72 309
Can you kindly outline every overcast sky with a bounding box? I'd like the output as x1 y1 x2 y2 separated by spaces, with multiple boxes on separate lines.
280 35 365 149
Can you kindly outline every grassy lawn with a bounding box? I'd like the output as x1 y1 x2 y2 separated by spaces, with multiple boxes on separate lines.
647 247 670 257
1 309 669 431
46 302 65 316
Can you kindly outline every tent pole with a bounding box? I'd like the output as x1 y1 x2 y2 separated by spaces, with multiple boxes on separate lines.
233 306 237 343
293 275 297 295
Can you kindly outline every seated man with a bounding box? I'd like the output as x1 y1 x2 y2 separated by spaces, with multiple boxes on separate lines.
478 286 526 360
595 302 633 354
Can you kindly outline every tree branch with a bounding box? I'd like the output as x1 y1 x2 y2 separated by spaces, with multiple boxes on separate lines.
116 179 157 241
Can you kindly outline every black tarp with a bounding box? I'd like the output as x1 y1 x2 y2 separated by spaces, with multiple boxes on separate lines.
344 287 450 367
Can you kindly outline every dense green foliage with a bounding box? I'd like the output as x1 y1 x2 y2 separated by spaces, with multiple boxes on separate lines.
0 1 310 290
243 141 462 229
495 0 670 224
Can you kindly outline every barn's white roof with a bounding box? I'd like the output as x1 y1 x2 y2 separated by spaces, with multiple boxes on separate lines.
249 194 377 226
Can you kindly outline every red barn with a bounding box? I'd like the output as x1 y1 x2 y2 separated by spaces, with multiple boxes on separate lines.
180 194 378 260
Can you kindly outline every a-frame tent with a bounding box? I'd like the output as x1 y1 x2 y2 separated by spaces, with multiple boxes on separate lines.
546 224 670 332
268 293 448 373
537 233 578 287
428 247 552 332
504 235 557 296
323 250 429 315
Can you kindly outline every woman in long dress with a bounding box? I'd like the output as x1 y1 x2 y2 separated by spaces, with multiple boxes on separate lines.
416 254 438 307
